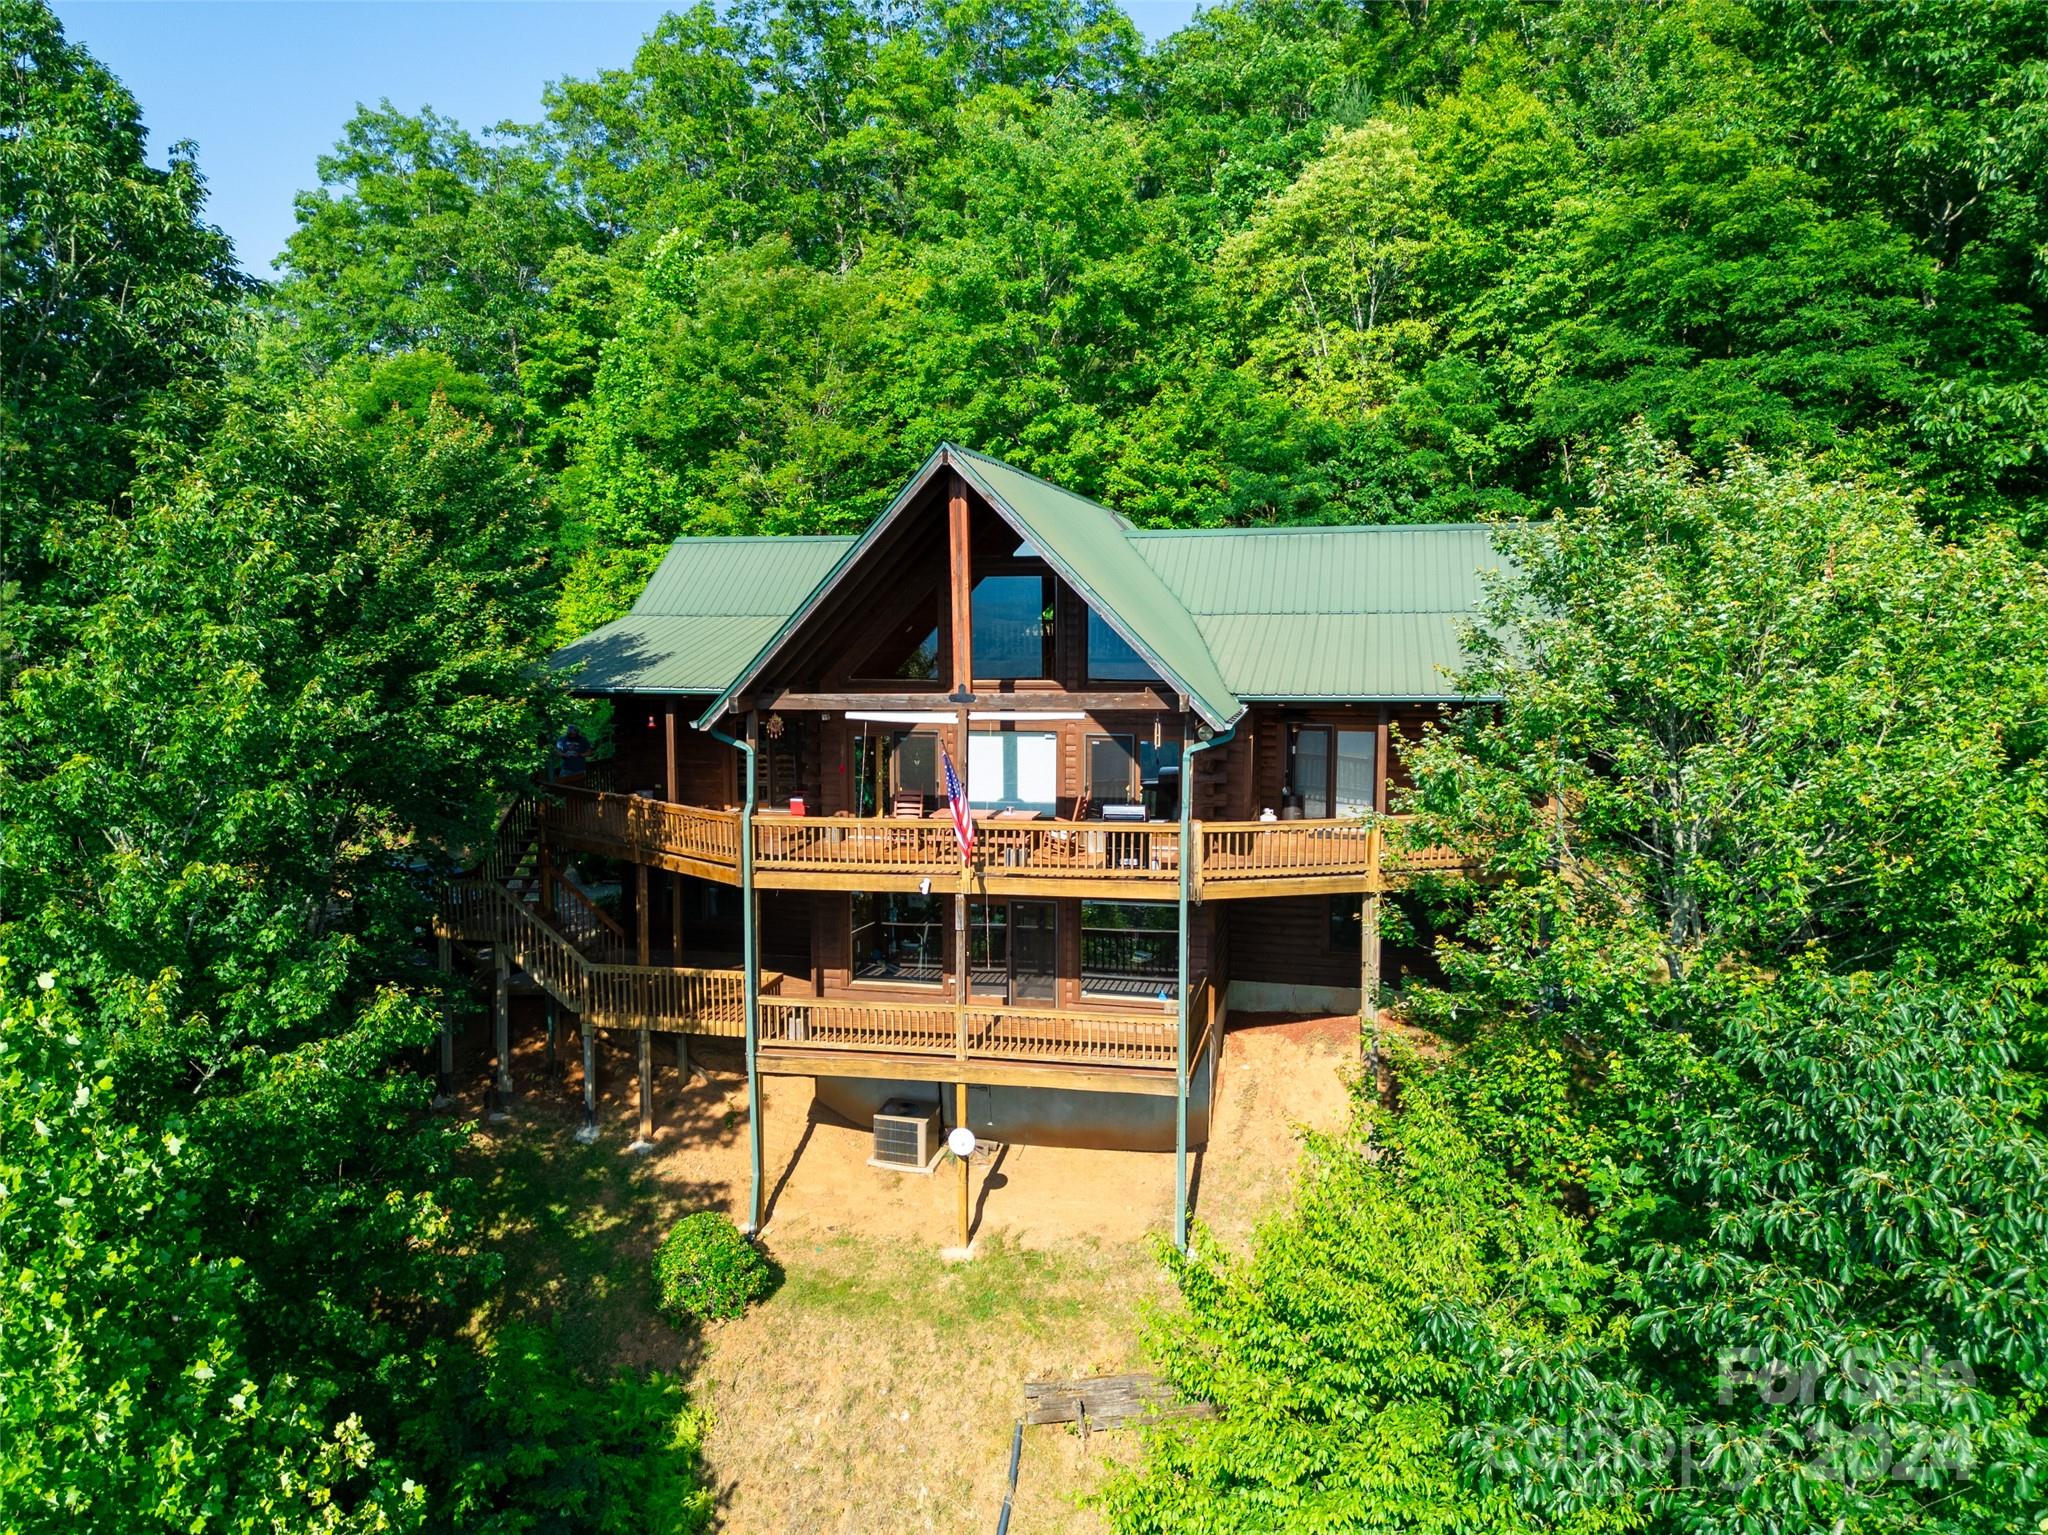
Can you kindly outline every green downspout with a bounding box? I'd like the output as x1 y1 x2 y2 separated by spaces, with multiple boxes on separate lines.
1176 723 1234 1253
709 720 762 1233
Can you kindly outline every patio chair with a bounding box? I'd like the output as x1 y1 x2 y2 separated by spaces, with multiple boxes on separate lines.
1043 791 1096 866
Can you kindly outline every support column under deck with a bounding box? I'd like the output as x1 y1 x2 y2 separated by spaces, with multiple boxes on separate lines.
633 1027 655 1151
576 1018 599 1144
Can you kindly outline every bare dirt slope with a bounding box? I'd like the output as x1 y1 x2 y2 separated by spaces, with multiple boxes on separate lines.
464 1006 1358 1533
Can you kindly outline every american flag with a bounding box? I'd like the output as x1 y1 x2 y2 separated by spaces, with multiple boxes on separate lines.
941 743 976 863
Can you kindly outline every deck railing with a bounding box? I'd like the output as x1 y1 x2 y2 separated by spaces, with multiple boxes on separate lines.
538 787 1472 891
758 991 1183 1070
545 787 741 869
1198 820 1381 884
752 815 1181 882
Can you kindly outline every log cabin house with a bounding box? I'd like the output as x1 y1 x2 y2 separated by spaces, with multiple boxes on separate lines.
444 445 1496 1243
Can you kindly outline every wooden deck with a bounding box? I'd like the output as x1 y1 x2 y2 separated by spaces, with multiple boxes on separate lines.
540 786 1472 897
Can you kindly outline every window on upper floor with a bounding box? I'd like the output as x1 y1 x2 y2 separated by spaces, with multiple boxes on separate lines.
1289 725 1378 819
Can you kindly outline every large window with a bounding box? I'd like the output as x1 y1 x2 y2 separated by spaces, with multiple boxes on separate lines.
1290 725 1378 818
1086 609 1158 682
971 573 1053 679
1086 734 1139 808
968 730 1058 814
851 892 945 983
1081 901 1177 999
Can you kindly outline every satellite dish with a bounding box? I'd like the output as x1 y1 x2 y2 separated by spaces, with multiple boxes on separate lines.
948 1126 977 1159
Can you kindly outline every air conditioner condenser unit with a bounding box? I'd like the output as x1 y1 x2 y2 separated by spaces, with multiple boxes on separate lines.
869 1098 943 1173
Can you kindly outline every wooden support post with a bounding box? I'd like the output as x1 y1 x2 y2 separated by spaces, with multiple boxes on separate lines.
955 873 970 1061
544 1000 558 1082
633 1027 655 1149
956 1079 971 1250
435 933 455 1100
636 863 651 967
676 1031 691 1083
493 949 512 1102
670 872 685 963
539 842 554 923
576 1018 599 1143
947 470 973 696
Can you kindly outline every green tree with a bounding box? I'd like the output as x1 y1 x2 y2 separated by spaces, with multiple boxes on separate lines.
0 970 425 1533
1454 969 2048 1534
1102 1079 1617 1534
274 103 598 403
0 0 243 589
1216 121 1437 422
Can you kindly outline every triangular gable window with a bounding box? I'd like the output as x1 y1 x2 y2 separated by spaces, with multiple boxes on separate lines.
1085 607 1160 683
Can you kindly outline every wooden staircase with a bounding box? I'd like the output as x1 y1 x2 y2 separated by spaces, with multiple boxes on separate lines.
443 800 746 1037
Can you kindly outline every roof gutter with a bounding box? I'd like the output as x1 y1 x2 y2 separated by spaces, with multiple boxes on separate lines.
706 719 763 1235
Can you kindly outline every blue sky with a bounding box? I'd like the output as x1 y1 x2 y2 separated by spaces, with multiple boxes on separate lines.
53 1 1203 277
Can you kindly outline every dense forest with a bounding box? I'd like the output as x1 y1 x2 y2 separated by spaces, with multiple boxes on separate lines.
2 0 2044 1529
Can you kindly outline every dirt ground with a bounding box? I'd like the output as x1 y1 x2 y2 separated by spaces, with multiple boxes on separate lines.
461 1001 1363 1533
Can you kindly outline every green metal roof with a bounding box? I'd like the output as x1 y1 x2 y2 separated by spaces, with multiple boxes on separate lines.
1132 525 1502 699
551 453 1504 709
550 536 852 694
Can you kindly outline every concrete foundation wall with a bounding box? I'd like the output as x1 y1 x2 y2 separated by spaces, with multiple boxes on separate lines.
812 1056 1215 1153
1227 979 1361 1016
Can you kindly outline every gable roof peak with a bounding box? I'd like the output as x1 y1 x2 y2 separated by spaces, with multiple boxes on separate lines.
697 444 1242 730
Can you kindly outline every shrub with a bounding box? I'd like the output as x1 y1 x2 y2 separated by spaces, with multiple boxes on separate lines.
654 1213 775 1322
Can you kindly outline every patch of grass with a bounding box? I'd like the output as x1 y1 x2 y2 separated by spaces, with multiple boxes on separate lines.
774 1233 1109 1335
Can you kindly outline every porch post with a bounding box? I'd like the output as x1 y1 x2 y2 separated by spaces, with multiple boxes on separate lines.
665 698 680 802
954 862 972 1253
576 1017 599 1143
544 1000 558 1082
636 864 651 966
